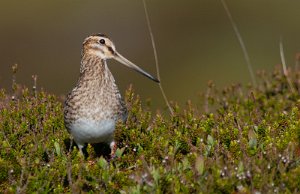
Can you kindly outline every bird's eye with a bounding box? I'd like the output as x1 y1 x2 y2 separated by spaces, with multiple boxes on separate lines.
99 39 105 44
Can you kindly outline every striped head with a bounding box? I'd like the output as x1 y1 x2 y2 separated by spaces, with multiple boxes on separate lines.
81 33 159 83
82 33 116 59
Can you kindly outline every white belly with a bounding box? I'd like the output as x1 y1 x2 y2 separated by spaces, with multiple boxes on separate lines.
70 118 116 145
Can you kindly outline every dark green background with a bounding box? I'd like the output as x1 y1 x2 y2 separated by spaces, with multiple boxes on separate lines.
1 0 300 109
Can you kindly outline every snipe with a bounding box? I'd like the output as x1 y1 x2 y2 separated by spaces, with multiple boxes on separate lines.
64 33 159 155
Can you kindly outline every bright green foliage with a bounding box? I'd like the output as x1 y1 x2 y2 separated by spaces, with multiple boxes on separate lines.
0 66 300 193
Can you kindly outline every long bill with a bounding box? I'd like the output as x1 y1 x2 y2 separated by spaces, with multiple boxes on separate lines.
114 51 160 83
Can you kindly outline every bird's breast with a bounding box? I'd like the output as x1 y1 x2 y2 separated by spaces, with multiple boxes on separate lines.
70 118 116 144
65 85 126 122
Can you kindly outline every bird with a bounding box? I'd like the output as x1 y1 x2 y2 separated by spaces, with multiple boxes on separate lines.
63 33 159 156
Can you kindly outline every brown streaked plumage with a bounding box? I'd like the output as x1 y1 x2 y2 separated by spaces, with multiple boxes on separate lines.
64 33 159 155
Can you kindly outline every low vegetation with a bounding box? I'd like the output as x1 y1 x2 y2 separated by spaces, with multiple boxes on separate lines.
0 65 300 193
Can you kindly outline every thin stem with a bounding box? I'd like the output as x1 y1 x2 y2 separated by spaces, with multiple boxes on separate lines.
32 75 38 97
142 0 174 115
279 38 296 93
11 64 18 99
221 0 257 87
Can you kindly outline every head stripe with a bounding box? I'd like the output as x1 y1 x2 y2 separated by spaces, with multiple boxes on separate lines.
91 33 108 38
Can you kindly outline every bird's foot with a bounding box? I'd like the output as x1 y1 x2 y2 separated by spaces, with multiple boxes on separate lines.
110 141 117 158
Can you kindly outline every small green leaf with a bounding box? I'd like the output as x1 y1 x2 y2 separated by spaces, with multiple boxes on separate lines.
207 135 214 146
54 141 61 156
182 157 190 170
195 156 204 175
151 167 160 186
248 138 257 149
115 147 125 158
238 161 244 173
98 156 108 169
102 171 109 183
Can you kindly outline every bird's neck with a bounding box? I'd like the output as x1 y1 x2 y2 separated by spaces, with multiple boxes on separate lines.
78 55 116 88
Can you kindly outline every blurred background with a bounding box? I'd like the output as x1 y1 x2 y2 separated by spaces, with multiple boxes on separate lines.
1 0 300 110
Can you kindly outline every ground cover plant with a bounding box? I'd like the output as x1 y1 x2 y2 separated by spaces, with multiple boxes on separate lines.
0 65 300 193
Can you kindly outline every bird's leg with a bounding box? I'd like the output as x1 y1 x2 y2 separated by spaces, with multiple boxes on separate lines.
76 142 85 156
110 141 117 158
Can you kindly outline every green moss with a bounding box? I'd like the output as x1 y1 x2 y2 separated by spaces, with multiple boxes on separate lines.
0 66 300 192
